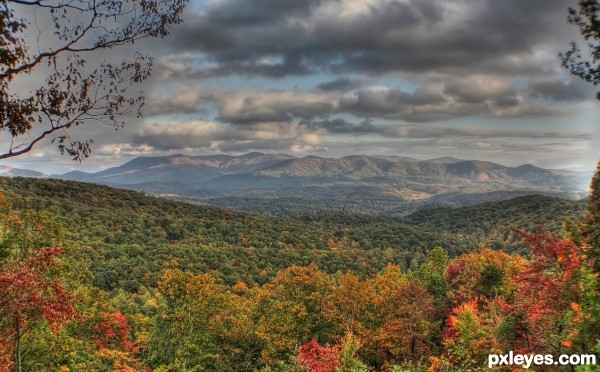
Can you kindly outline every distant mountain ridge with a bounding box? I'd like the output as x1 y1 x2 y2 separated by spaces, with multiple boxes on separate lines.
0 165 46 178
56 152 296 184
53 152 583 185
46 152 589 215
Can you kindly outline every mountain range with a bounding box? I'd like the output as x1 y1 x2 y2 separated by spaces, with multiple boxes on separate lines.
26 152 586 215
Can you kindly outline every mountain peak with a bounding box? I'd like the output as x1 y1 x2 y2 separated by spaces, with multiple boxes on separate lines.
425 156 464 164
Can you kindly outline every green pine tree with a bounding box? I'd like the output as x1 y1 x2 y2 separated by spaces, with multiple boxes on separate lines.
582 161 600 272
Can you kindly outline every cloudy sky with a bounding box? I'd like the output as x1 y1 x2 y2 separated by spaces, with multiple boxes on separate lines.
2 0 599 174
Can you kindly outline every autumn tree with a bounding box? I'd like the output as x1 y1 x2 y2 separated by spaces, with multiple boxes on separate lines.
297 339 342 372
0 247 75 372
374 278 435 367
560 0 600 100
147 269 259 371
322 273 378 344
445 248 525 306
254 264 334 366
506 230 598 354
0 193 74 371
0 0 188 160
440 300 499 371
149 269 224 369
368 264 436 369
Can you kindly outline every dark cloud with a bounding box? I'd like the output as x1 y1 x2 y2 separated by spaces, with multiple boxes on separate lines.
316 77 366 92
147 83 572 127
336 85 565 122
160 53 313 80
302 120 589 140
160 0 573 79
338 87 449 121
301 118 384 134
528 79 589 102
140 0 588 127
130 122 221 150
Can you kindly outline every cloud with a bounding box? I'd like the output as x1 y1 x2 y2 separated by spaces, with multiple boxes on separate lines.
159 0 573 80
129 114 589 157
145 88 208 116
336 85 569 122
129 120 325 152
139 0 587 126
443 76 515 104
301 118 385 134
130 121 220 150
298 119 589 140
213 89 337 123
528 78 590 102
384 125 589 140
141 82 575 125
316 77 366 92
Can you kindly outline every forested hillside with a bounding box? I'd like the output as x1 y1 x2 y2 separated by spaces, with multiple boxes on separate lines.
0 176 597 371
0 177 584 288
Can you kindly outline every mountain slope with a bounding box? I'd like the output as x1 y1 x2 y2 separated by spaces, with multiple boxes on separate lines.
50 152 589 215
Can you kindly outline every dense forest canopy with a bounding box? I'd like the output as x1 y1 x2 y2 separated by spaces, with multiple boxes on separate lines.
0 177 585 288
0 176 597 371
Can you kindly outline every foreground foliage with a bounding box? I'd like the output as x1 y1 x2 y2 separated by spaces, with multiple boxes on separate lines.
0 176 597 370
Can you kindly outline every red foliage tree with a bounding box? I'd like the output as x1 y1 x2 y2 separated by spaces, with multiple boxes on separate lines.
507 230 585 354
0 247 75 371
94 311 136 353
298 339 342 372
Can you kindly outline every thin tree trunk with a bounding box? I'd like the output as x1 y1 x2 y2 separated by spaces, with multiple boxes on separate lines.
15 311 21 372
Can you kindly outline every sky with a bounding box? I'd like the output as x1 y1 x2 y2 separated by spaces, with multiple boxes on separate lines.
1 0 599 174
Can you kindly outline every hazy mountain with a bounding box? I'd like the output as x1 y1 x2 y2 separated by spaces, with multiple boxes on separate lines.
424 156 465 164
56 170 95 181
0 165 46 178
52 152 589 215
60 153 296 185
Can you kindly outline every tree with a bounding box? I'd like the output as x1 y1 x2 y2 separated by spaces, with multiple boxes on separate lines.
322 273 377 344
0 247 75 372
374 278 435 366
581 161 600 271
0 0 188 160
254 264 334 366
441 300 498 371
297 339 342 372
506 230 595 354
560 0 600 100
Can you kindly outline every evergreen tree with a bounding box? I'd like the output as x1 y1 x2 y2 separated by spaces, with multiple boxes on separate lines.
582 161 600 271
